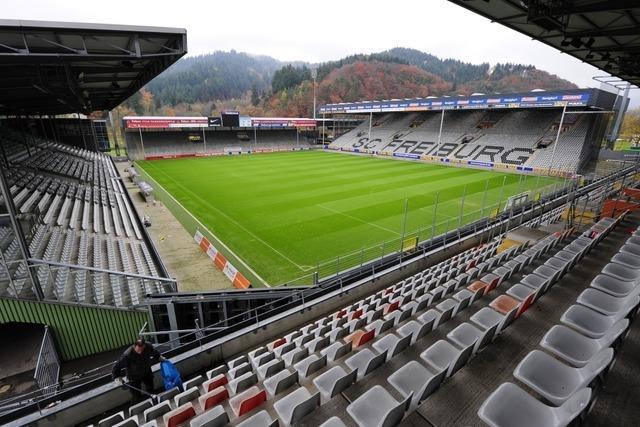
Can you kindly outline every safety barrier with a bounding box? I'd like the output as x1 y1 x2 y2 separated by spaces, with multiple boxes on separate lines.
194 231 251 289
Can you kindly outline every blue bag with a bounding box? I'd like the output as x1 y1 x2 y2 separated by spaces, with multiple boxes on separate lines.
160 360 183 391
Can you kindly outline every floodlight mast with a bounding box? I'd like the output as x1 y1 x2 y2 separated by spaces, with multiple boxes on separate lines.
311 68 318 120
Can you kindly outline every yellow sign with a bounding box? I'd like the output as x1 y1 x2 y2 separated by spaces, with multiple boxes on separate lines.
402 236 418 252
490 208 500 219
533 192 541 202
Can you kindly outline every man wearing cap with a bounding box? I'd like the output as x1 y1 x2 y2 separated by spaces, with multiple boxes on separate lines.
112 338 166 403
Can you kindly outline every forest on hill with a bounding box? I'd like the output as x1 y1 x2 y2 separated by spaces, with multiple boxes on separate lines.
116 47 577 119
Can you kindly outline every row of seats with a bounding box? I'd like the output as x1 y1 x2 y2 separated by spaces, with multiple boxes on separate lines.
95 229 573 427
329 109 593 171
0 135 167 306
0 128 48 163
478 213 635 426
5 148 141 239
525 115 593 172
129 130 313 159
0 224 165 305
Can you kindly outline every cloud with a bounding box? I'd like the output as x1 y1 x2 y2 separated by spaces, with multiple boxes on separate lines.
4 0 638 107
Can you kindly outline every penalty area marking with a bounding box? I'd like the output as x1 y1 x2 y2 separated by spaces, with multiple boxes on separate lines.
139 162 274 287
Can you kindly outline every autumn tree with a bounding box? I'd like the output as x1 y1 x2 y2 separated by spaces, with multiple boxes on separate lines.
139 88 154 115
621 108 640 146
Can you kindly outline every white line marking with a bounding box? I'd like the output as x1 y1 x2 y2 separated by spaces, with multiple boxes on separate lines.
142 161 311 274
317 204 402 236
138 162 273 287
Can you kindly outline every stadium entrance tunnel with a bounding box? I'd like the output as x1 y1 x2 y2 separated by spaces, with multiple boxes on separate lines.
0 323 49 400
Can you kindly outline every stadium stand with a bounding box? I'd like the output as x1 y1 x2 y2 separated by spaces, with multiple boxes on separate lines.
478 214 634 427
0 128 170 307
328 108 598 172
126 129 314 160
84 201 639 427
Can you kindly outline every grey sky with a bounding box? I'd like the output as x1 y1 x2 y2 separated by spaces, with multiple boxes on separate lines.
5 0 638 107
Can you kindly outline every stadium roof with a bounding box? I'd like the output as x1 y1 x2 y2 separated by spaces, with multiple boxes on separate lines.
319 88 617 114
448 0 640 87
0 20 187 115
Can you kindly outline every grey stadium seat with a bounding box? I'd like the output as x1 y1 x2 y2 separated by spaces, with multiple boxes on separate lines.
590 273 639 298
470 307 513 340
345 348 387 380
611 252 640 269
561 304 628 339
372 333 411 361
576 288 640 316
387 360 446 409
319 417 347 427
312 366 357 403
263 368 298 398
397 319 432 345
174 387 200 407
235 410 278 427
514 348 613 406
447 321 496 355
293 354 326 379
98 412 124 427
478 382 591 427
347 385 411 427
189 405 229 427
602 262 640 283
273 387 320 425
540 320 628 367
320 341 352 362
420 339 472 378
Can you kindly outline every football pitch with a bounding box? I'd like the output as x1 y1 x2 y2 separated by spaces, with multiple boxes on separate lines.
138 151 561 286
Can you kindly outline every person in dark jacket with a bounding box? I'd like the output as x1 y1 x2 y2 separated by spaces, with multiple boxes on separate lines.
112 338 165 403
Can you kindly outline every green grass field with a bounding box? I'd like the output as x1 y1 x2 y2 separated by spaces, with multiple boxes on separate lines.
138 151 561 286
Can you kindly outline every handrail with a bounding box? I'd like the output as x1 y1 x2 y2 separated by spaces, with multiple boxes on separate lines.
26 258 177 284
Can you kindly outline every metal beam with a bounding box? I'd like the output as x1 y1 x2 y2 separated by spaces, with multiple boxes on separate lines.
0 167 44 300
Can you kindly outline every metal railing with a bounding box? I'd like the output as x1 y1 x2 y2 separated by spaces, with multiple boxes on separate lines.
1 258 178 308
274 174 574 287
33 326 60 398
140 161 639 347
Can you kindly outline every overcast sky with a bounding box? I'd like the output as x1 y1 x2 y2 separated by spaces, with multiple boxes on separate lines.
5 0 638 107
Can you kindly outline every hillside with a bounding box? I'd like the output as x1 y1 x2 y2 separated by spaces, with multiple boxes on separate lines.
119 47 578 118
145 50 283 105
384 47 577 94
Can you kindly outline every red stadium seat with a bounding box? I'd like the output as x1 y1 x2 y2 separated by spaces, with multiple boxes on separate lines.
199 386 229 410
346 329 375 348
385 301 400 315
163 402 196 427
229 386 267 417
272 338 287 349
467 280 488 295
204 373 228 392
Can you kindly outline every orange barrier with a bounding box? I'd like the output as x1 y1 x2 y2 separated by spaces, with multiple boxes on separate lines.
194 231 251 288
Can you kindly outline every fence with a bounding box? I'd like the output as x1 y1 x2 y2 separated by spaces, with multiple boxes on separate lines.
281 172 576 287
33 326 60 398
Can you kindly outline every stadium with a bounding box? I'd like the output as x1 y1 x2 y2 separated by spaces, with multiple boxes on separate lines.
1 1 640 426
